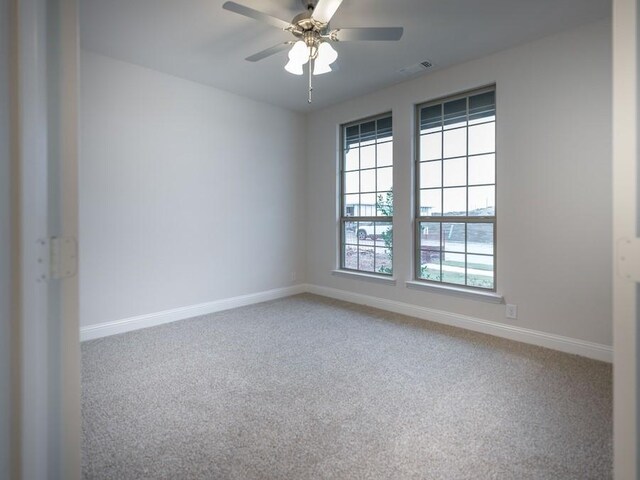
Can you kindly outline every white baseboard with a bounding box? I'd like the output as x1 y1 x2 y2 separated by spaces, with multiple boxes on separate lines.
305 284 613 363
80 282 612 363
80 284 307 341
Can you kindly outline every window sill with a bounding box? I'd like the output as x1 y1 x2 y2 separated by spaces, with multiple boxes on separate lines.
331 270 397 286
405 280 503 304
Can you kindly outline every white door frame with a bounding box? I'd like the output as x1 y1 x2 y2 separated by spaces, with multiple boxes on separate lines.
613 0 639 478
58 0 81 477
14 0 80 478
17 0 54 475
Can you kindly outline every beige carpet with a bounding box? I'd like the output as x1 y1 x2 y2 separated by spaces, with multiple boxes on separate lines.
82 294 612 479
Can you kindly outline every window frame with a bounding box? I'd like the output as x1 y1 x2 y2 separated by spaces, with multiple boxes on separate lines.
339 111 394 277
414 85 497 291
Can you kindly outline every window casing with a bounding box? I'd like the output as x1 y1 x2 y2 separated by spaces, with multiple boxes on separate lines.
340 114 393 275
415 87 496 290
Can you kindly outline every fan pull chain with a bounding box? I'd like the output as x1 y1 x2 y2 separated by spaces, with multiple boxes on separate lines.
308 58 313 103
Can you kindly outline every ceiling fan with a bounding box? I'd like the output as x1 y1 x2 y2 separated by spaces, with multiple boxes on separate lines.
222 0 404 103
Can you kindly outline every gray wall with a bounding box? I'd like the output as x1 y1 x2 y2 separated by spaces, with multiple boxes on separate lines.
306 19 612 346
79 51 307 327
80 19 613 349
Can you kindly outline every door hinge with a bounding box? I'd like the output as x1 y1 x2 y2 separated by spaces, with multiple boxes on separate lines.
617 237 640 282
36 237 77 282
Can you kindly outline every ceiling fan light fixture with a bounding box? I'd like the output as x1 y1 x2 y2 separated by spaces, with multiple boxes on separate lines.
222 0 404 103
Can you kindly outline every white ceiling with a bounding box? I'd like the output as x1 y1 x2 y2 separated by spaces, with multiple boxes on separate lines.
79 0 610 112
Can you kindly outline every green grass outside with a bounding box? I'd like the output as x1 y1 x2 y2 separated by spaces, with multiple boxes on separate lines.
440 260 493 272
420 267 494 289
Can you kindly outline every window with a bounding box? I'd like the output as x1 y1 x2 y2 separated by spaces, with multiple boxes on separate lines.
416 87 496 289
340 114 393 275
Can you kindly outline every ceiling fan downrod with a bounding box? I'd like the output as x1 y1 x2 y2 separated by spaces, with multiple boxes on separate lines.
308 58 313 103
301 0 317 12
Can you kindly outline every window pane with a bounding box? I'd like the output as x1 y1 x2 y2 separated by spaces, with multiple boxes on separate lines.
360 121 376 146
345 125 359 148
377 248 393 275
420 189 441 216
443 187 466 216
442 222 465 253
361 144 375 169
343 244 358 269
360 193 376 216
419 222 441 281
377 142 392 167
468 185 495 216
344 194 359 217
344 171 358 194
376 117 392 141
444 98 466 129
420 161 441 188
420 222 441 250
420 132 442 161
467 254 494 288
443 157 466 187
420 104 442 133
345 147 359 171
376 191 393 216
443 128 466 159
358 246 375 272
360 169 376 193
468 154 495 185
419 250 441 281
377 167 392 192
343 221 358 269
356 222 372 242
343 221 357 239
468 122 495 155
375 221 392 240
442 252 466 285
374 220 393 274
469 91 496 125
467 223 494 255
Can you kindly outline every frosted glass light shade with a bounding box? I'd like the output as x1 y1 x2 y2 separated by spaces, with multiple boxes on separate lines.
316 42 338 65
313 61 332 75
313 42 338 75
285 59 304 75
289 41 310 64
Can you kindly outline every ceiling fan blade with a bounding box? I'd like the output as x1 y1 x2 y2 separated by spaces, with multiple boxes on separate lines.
333 27 404 41
312 0 343 23
222 1 292 30
246 42 292 62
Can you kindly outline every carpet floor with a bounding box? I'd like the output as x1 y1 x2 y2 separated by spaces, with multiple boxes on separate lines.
82 294 612 479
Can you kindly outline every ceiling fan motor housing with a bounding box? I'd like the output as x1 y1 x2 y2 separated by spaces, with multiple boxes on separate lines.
291 11 327 34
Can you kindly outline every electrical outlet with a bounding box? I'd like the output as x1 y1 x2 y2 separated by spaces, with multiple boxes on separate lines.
506 304 518 320
291 271 296 282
